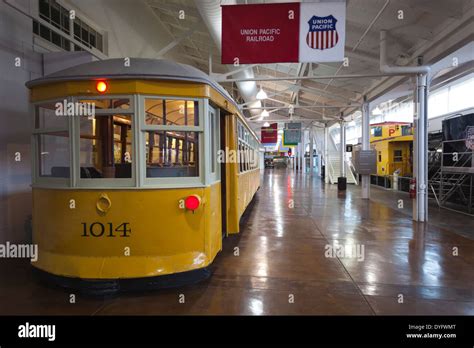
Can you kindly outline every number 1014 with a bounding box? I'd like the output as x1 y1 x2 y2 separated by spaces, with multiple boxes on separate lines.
81 222 131 237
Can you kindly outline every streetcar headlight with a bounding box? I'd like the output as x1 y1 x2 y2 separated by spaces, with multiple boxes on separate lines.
96 81 108 93
184 194 201 211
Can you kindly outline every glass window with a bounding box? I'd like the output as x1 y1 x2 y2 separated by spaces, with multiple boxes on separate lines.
34 1 104 53
145 99 197 126
36 102 68 129
393 150 403 162
145 131 199 178
372 126 382 137
77 98 130 111
35 0 72 51
401 125 412 136
239 141 243 173
210 111 216 173
79 114 133 179
35 102 70 180
428 88 449 118
37 131 70 178
73 17 104 52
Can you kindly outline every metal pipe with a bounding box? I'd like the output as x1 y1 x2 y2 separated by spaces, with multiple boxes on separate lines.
361 96 370 199
380 30 431 75
415 74 429 222
379 30 431 222
242 104 361 111
218 72 403 83
313 0 391 106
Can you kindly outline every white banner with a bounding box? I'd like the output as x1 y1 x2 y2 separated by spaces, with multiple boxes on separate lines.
298 1 346 63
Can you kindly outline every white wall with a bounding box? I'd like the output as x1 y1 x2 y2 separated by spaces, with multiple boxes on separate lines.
66 0 187 61
0 0 190 243
0 0 42 243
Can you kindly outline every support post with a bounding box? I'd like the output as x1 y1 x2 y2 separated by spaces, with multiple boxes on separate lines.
309 127 314 176
324 126 329 184
338 117 347 191
362 96 370 199
302 130 307 174
299 140 303 174
414 74 429 222
340 118 346 177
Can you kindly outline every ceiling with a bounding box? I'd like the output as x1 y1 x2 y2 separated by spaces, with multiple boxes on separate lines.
146 0 474 128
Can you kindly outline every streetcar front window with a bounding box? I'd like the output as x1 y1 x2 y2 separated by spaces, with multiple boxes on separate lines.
79 114 133 179
78 98 130 111
145 99 198 126
143 98 201 180
145 131 199 177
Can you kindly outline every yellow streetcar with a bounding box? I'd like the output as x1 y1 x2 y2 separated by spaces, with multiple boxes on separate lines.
26 58 260 294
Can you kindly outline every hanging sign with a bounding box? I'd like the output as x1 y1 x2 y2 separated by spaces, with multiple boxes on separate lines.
283 129 301 146
261 123 278 144
221 1 346 64
285 122 302 130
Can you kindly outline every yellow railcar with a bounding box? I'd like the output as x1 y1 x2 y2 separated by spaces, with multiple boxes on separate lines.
370 122 413 177
26 58 260 294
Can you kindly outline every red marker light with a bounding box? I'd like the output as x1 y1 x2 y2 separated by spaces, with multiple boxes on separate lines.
184 195 201 211
96 81 108 93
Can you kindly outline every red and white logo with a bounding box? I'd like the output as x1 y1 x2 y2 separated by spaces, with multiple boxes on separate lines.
306 15 339 50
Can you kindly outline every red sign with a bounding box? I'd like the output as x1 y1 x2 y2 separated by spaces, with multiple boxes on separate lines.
222 3 299 64
261 123 278 144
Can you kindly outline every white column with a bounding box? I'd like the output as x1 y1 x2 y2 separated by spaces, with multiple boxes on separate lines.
309 127 314 176
299 140 303 174
414 74 429 222
362 96 370 199
324 126 329 184
340 119 346 178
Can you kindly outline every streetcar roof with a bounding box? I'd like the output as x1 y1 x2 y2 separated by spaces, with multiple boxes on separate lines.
26 58 259 142
26 58 229 96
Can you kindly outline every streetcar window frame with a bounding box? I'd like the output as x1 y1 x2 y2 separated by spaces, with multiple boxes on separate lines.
139 95 204 188
31 94 258 189
71 95 136 188
236 119 259 174
32 98 72 187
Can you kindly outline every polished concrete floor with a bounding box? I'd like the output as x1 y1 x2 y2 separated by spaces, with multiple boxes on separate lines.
0 169 473 315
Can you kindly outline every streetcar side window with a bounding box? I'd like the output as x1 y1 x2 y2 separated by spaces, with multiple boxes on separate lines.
236 120 259 173
210 110 216 174
35 103 70 178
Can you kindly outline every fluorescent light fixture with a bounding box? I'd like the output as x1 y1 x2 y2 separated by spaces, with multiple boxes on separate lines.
261 109 270 117
256 87 268 100
289 104 294 114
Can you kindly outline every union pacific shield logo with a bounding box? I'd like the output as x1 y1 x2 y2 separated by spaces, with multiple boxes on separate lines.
306 15 339 50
